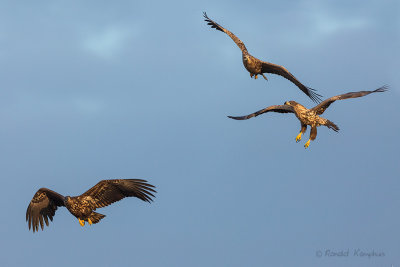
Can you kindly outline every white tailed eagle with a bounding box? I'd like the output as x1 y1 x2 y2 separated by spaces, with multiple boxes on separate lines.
26 179 156 232
204 12 322 103
228 86 387 148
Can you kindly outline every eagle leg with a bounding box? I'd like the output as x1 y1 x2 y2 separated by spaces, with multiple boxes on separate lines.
250 73 254 78
296 123 307 143
304 126 317 149
254 74 258 79
262 74 268 80
88 218 92 225
304 139 311 148
296 132 302 142
78 218 85 226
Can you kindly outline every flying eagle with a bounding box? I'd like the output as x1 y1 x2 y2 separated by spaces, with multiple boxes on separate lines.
203 12 322 103
26 179 156 232
228 86 387 148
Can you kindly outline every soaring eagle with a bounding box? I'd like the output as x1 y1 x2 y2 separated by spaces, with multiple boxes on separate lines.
26 179 156 232
203 12 322 103
228 86 387 148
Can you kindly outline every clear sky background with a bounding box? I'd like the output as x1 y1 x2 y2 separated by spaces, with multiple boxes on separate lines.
0 0 399 266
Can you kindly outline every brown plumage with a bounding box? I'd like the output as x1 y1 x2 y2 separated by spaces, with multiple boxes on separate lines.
26 179 156 232
203 12 322 103
228 86 387 148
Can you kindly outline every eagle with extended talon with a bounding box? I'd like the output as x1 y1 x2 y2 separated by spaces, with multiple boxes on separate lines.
203 12 322 103
26 179 156 232
228 86 387 148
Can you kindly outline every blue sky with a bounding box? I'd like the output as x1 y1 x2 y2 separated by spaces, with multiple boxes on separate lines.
0 0 399 266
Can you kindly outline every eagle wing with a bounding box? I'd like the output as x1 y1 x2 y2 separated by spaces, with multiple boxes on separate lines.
311 85 388 115
80 179 156 209
203 12 248 53
261 62 322 103
228 105 294 120
26 188 65 232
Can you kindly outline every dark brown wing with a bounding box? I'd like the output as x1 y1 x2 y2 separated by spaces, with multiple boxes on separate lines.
203 12 248 53
26 188 65 232
261 62 322 103
228 105 294 120
80 179 156 209
311 85 388 115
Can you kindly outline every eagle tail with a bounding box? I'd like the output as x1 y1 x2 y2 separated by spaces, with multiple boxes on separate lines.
325 120 339 132
89 212 106 224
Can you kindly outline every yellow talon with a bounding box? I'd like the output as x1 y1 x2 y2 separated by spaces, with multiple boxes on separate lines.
295 132 302 142
79 218 85 226
304 139 311 149
88 218 92 225
254 74 258 79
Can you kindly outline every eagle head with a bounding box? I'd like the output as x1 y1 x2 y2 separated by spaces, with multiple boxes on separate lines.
284 101 297 106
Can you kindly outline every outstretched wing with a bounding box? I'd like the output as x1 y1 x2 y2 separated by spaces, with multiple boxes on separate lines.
228 105 294 120
311 85 388 115
26 188 65 232
203 12 248 53
261 62 322 103
81 179 156 209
